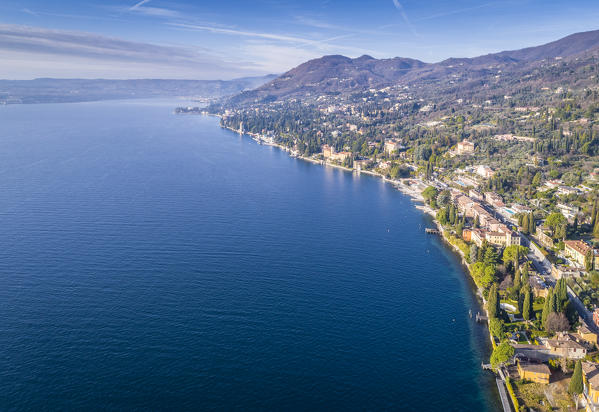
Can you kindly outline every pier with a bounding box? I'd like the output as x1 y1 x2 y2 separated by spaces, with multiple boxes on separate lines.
424 228 439 234
496 378 513 412
475 312 488 323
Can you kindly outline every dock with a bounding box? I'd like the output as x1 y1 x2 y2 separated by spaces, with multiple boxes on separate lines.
496 378 513 412
425 228 439 234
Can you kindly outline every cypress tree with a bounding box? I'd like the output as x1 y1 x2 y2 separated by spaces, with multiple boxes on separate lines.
517 290 524 313
484 247 498 266
528 212 536 234
594 212 599 238
551 291 559 313
487 284 500 319
556 278 568 310
569 360 583 395
586 250 595 272
592 201 598 227
522 214 529 233
542 287 554 328
522 288 532 321
521 267 530 295
470 244 478 263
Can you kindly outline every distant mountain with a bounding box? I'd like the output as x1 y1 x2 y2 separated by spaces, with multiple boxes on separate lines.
226 29 599 106
229 55 426 104
0 74 277 104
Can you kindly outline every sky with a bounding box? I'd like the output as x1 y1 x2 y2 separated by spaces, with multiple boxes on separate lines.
1 0 599 80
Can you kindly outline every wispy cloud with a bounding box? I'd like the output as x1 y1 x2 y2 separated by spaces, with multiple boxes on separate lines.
0 24 256 79
127 0 181 18
130 0 151 10
415 2 496 21
168 22 353 46
392 0 417 36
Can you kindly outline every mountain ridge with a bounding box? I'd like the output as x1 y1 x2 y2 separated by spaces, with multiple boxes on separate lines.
225 29 599 107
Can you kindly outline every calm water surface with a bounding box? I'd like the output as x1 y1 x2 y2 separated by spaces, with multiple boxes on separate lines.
0 100 500 411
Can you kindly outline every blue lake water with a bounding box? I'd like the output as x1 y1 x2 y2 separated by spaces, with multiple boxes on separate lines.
0 100 500 411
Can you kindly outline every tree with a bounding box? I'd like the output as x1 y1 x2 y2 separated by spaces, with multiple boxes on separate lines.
542 287 554 329
437 190 451 207
490 342 515 368
512 267 522 298
550 291 559 314
569 360 584 408
503 246 529 268
555 278 568 310
546 312 570 333
528 212 536 234
594 212 599 238
436 207 449 225
546 212 566 236
487 284 500 319
555 222 567 240
522 288 533 321
586 250 595 272
521 213 529 234
422 186 439 207
484 247 499 266
521 264 529 286
489 317 505 339
470 244 478 263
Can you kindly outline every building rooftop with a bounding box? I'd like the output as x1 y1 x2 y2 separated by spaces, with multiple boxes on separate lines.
583 362 599 388
519 362 550 375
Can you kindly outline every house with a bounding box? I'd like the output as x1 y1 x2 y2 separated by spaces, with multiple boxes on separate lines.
593 309 599 330
545 333 587 359
551 265 582 279
530 275 549 298
322 144 335 158
582 362 599 410
377 161 391 170
330 151 351 162
462 229 472 242
485 229 521 247
557 186 579 197
557 203 580 223
517 361 551 384
472 205 492 226
485 192 504 208
455 195 476 217
471 229 486 247
536 226 554 249
469 189 483 201
512 204 533 214
577 324 598 347
564 240 592 267
476 165 495 179
384 140 401 155
456 140 475 155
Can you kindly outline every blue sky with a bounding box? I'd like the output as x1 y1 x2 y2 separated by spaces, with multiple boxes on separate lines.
1 0 599 79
